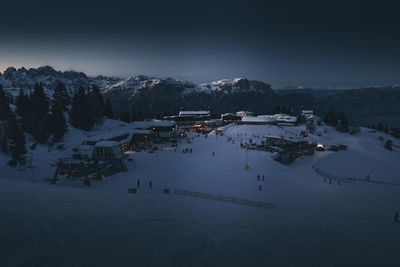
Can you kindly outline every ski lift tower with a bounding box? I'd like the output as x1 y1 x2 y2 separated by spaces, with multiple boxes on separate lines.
245 148 249 170
365 166 376 182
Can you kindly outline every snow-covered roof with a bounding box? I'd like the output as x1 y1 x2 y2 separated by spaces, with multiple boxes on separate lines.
307 115 322 121
236 111 254 115
86 129 130 142
204 119 222 124
79 145 94 151
301 110 314 114
242 115 276 122
131 129 153 134
240 114 297 124
131 120 176 129
95 141 120 147
274 114 298 123
221 113 239 117
179 111 210 116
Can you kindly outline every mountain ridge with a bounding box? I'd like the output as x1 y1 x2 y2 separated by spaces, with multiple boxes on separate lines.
1 66 400 126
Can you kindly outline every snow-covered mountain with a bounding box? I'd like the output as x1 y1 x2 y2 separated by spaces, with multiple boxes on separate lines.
0 66 271 98
0 66 91 96
0 66 276 116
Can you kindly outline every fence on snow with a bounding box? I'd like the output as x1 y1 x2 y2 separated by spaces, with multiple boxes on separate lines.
174 189 276 209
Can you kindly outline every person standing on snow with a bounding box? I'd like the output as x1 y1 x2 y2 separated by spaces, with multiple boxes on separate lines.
149 181 152 189
395 211 399 223
137 179 140 187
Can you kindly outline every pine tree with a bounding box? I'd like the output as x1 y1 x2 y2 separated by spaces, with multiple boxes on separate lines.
104 99 114 118
137 109 144 121
26 83 50 143
89 85 105 124
119 111 131 122
376 122 384 132
53 82 70 111
324 110 337 126
384 139 393 151
131 109 138 121
0 85 10 121
48 103 67 142
16 88 29 117
336 112 349 132
162 108 169 119
384 125 389 133
70 87 95 131
6 111 26 166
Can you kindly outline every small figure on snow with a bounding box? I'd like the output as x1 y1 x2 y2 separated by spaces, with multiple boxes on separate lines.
212 152 214 156
262 175 265 181
190 148 192 153
257 175 260 181
84 176 91 187
149 181 152 189
394 211 399 223
137 179 140 187
258 184 262 191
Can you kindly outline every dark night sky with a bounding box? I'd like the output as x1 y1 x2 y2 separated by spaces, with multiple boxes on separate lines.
1 0 400 87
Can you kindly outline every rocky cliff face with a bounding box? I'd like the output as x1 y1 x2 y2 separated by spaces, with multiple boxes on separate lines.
0 66 91 96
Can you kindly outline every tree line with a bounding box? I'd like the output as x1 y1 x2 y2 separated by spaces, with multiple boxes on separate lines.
0 82 113 166
324 110 349 132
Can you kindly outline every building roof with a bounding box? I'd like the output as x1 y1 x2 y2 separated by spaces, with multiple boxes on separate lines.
79 145 94 151
204 119 222 124
236 110 254 115
240 113 297 124
242 115 276 123
95 141 120 147
274 114 298 123
307 115 322 121
131 129 153 134
179 110 210 116
131 120 176 129
86 129 130 143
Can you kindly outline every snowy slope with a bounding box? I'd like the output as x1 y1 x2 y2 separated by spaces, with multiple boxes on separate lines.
1 123 400 266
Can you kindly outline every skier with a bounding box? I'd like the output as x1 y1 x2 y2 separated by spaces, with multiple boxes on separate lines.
258 184 262 191
257 175 260 181
262 175 265 181
149 181 152 189
190 148 192 153
212 152 214 156
394 212 399 223
137 179 140 187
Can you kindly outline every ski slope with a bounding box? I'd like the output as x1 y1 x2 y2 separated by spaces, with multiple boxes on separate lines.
1 123 400 266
